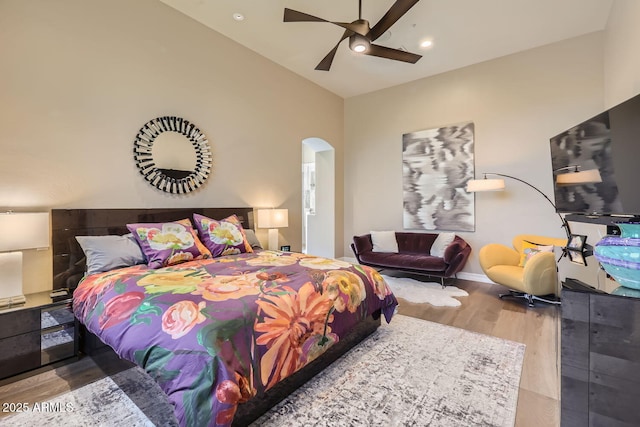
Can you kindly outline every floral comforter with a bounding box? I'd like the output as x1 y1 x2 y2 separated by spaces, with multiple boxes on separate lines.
72 250 397 426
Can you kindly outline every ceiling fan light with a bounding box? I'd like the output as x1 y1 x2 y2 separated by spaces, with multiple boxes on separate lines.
353 44 367 53
349 34 369 53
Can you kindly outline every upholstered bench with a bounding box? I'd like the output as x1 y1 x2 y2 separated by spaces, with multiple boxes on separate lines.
351 231 471 285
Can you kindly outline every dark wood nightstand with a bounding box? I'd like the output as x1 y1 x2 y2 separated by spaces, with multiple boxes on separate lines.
0 291 78 380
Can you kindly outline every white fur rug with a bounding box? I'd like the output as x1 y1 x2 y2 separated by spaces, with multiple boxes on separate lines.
382 275 468 307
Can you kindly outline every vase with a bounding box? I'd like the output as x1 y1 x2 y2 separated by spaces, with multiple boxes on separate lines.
594 223 640 291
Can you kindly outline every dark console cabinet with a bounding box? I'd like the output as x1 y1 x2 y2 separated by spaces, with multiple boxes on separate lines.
561 278 640 427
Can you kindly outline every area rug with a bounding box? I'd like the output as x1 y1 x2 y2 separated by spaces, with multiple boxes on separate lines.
1 315 524 427
0 367 176 427
382 275 469 307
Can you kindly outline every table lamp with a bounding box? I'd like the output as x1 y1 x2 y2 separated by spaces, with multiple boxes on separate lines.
0 212 50 308
257 209 289 251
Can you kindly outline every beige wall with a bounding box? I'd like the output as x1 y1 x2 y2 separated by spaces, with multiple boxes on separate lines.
604 0 640 106
3 0 638 292
344 33 605 277
0 0 344 294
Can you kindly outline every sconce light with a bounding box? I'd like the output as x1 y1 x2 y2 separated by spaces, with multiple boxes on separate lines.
257 209 289 251
0 212 50 307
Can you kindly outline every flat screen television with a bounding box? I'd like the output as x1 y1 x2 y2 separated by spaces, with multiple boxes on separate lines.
550 93 640 216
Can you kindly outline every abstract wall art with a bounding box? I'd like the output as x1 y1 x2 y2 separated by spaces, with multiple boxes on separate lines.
402 121 475 232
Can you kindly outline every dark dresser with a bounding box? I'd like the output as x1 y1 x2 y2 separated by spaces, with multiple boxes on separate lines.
0 291 78 380
561 278 640 427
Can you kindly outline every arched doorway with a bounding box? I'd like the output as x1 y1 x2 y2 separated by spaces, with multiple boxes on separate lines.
302 138 335 258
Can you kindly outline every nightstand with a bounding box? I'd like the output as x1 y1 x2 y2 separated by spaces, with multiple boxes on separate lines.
0 291 78 380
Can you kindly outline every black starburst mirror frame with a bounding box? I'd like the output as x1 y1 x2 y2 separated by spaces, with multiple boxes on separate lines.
133 116 212 194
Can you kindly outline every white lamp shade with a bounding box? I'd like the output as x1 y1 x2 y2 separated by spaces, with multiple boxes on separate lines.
257 209 289 229
466 179 506 192
556 169 602 186
0 212 50 252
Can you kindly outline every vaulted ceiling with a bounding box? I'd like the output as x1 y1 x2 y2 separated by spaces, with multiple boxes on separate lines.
160 0 613 98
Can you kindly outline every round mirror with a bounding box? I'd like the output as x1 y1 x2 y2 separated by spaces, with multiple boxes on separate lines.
133 116 212 194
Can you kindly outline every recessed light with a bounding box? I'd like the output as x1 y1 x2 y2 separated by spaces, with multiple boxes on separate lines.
421 40 433 48
232 12 245 21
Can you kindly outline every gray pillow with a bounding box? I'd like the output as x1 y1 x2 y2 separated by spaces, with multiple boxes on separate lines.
243 229 263 250
75 234 145 275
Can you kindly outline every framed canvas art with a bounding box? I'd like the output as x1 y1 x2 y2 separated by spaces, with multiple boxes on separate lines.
402 121 475 232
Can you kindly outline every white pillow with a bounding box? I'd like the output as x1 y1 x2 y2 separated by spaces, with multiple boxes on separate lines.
430 232 456 257
370 230 398 253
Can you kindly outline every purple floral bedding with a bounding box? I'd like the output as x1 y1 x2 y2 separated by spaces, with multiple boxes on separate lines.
72 250 397 426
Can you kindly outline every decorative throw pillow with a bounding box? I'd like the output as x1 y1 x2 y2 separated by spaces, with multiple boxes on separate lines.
75 234 145 275
126 219 208 269
223 215 253 254
193 213 254 257
175 218 212 259
519 241 554 267
430 232 456 257
370 230 398 253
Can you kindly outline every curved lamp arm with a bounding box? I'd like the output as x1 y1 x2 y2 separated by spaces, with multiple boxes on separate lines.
469 172 572 239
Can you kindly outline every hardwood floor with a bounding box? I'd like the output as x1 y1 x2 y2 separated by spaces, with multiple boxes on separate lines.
0 277 560 426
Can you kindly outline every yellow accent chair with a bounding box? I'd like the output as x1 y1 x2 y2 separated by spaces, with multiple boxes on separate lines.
479 234 567 307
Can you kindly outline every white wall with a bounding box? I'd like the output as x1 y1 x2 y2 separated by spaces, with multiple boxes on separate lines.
0 0 344 293
604 0 640 106
344 33 605 277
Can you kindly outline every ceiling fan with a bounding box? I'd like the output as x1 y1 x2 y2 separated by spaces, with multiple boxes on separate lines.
284 0 422 71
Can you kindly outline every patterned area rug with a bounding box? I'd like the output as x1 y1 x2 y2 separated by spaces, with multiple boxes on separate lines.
382 275 469 307
1 316 524 427
0 367 172 427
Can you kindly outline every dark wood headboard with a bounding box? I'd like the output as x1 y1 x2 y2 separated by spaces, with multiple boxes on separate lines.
52 207 254 290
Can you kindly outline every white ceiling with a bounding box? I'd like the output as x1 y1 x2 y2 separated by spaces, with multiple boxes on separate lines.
159 0 613 98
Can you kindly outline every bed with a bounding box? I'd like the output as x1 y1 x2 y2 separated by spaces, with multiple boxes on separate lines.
52 208 397 427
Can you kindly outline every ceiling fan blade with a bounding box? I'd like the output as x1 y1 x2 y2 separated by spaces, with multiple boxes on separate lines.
284 8 365 34
284 8 329 23
369 0 420 41
315 30 353 71
333 21 369 36
365 44 422 64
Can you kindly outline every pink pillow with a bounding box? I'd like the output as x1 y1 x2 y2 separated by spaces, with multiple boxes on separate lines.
193 213 253 257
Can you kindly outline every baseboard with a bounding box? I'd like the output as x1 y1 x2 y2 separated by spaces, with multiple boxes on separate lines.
457 272 492 283
338 257 492 284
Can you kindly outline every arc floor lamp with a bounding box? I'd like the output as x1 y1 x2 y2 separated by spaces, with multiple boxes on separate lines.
466 167 602 239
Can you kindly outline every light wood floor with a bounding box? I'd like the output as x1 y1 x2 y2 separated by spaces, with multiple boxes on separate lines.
0 277 560 426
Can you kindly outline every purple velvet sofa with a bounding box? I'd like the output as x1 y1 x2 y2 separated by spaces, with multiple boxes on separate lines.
351 232 471 283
